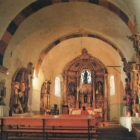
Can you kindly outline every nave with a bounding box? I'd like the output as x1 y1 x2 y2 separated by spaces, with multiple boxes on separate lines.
1 1 140 140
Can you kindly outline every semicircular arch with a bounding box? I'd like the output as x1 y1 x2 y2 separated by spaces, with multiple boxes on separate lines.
36 32 125 73
0 0 134 65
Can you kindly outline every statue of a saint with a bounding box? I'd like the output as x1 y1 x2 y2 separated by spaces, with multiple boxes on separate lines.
0 80 6 105
84 71 88 84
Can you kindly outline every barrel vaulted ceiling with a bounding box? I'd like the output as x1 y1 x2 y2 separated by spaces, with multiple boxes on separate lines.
0 0 140 74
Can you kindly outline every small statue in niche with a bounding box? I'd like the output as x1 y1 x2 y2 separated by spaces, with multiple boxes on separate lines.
68 95 75 108
83 71 88 84
0 80 6 105
125 78 132 106
68 82 77 95
47 80 51 95
125 78 131 94
84 94 87 103
126 93 132 106
27 62 34 87
40 80 51 114
96 81 103 95
13 82 24 113
27 62 34 75
10 66 32 114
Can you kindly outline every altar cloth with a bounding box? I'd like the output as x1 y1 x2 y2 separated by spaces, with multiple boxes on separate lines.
120 116 140 132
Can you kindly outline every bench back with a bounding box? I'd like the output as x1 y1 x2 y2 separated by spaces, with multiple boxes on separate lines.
2 117 43 126
0 115 99 128
45 118 89 127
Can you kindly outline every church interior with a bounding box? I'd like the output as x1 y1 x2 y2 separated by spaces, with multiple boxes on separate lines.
0 0 140 139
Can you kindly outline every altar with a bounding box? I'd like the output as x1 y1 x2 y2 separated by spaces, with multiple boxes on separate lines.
120 117 140 132
70 108 102 117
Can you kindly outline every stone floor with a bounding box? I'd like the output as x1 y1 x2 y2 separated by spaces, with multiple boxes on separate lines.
98 123 136 140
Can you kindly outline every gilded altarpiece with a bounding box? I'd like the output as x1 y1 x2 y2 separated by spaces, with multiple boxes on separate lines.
63 48 109 121
40 80 51 114
10 62 34 114
0 80 6 105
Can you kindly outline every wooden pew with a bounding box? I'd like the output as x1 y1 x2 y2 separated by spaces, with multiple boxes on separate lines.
44 116 97 140
0 115 101 140
1 117 45 140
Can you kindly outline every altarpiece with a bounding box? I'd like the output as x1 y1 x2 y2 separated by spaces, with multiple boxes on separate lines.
63 48 109 121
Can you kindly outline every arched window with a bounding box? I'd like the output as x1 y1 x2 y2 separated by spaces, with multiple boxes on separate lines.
110 75 115 95
55 77 61 97
81 70 91 84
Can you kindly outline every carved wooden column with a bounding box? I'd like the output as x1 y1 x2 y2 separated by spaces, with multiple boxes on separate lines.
87 93 91 107
104 73 108 121
81 93 84 106
132 63 139 107
63 71 68 105
138 67 140 104
128 17 140 114
47 81 51 109
92 71 96 108
76 72 80 108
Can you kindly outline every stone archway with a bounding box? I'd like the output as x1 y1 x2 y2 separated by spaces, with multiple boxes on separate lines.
0 0 134 65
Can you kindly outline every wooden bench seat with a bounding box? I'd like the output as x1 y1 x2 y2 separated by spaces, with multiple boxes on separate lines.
0 115 101 140
18 125 98 130
4 128 97 133
8 137 98 140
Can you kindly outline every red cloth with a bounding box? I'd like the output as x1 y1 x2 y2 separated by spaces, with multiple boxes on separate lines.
81 110 89 115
